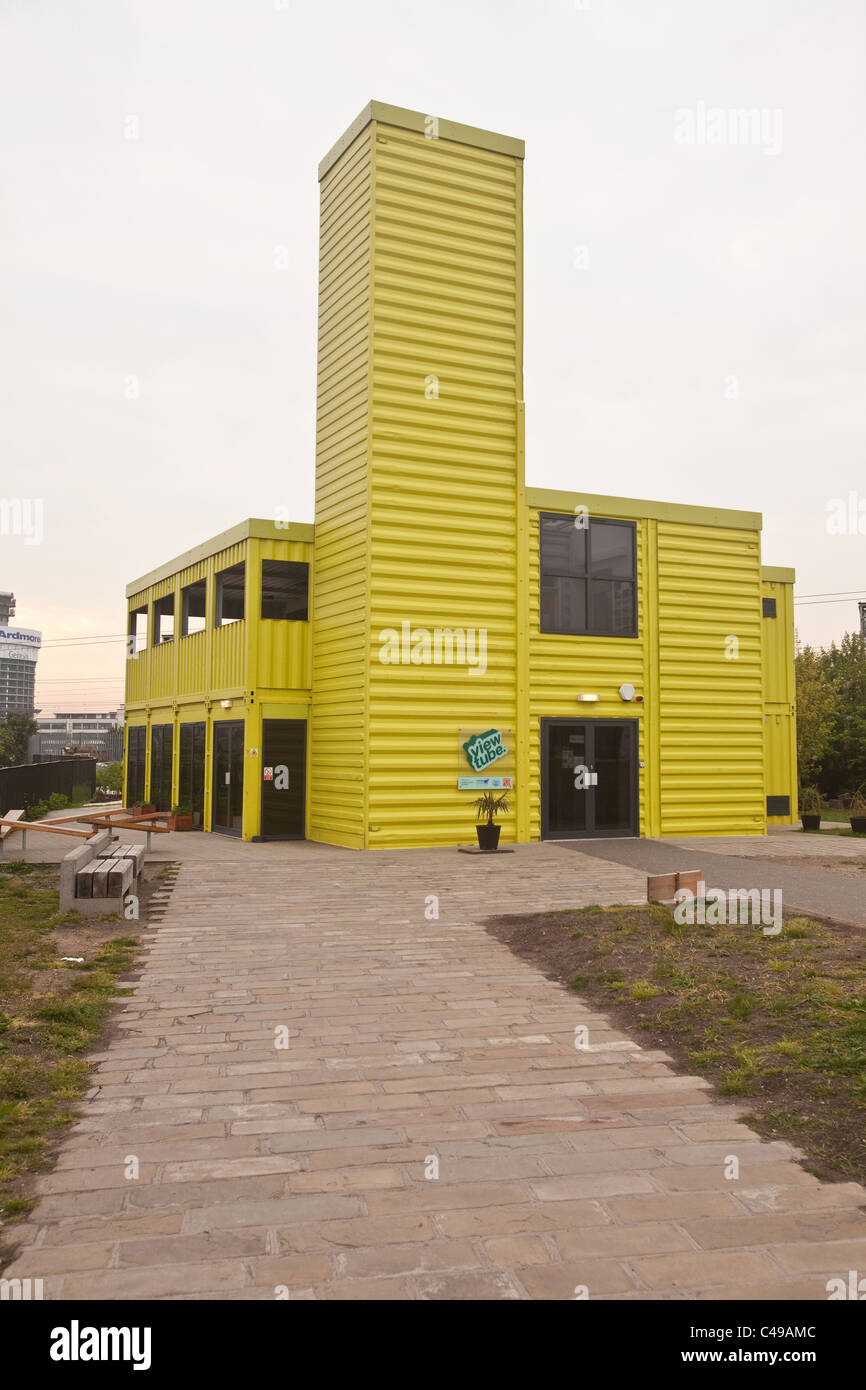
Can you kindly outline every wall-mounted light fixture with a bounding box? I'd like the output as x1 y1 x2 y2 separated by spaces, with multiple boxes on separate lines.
220 699 232 709
577 693 600 703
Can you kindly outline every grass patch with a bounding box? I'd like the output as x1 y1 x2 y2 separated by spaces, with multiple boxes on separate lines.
485 903 866 1184
0 865 140 1233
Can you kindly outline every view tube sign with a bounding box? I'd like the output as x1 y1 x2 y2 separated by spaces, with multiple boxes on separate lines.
458 727 514 790
463 728 507 772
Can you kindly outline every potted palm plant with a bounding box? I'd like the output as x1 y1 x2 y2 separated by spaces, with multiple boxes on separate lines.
800 786 821 832
849 785 866 836
168 802 194 832
471 790 511 851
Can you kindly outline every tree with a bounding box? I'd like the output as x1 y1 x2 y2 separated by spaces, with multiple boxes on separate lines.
0 712 38 768
794 642 836 788
96 762 123 793
820 632 866 798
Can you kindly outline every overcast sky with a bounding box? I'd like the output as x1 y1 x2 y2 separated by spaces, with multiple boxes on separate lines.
3 0 864 711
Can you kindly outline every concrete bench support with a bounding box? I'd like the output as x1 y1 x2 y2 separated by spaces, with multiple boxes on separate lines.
60 831 145 918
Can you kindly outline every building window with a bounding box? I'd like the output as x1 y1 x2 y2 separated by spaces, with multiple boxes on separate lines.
540 513 637 637
215 562 245 627
261 560 309 620
762 597 777 618
181 579 206 636
128 604 148 654
153 593 175 643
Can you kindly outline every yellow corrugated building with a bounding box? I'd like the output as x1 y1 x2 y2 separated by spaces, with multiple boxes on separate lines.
123 102 797 846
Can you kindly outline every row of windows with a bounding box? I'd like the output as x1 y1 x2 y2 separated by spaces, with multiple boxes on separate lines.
128 519 774 652
129 560 309 651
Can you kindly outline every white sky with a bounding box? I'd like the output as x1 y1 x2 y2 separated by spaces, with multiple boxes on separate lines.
3 0 864 710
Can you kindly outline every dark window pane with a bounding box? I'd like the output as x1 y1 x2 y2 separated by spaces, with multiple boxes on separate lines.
216 563 245 625
261 560 309 620
590 522 634 578
762 597 777 618
540 513 586 575
542 575 587 633
590 580 635 636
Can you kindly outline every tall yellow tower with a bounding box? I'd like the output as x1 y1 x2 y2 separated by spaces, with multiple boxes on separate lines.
310 102 526 848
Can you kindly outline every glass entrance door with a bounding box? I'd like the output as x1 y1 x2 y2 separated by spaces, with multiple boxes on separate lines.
179 722 206 828
542 719 637 838
213 721 245 836
260 720 306 839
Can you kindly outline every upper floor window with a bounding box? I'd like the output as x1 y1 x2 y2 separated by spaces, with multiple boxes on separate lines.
540 513 637 637
181 579 206 636
261 560 309 620
153 593 174 644
215 562 245 626
128 603 148 655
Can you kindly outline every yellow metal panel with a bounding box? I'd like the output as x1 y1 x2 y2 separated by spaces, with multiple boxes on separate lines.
657 521 765 835
365 122 522 848
253 535 313 691
309 124 373 849
527 507 648 840
527 486 761 533
762 577 797 824
210 621 245 693
177 629 207 697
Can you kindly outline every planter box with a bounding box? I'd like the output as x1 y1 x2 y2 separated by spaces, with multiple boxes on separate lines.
168 815 194 832
475 823 501 851
850 816 866 836
132 804 155 817
800 814 821 832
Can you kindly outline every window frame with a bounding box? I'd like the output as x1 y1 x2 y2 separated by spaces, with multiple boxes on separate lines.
539 512 638 638
214 562 245 628
153 592 175 645
180 578 207 637
260 559 309 622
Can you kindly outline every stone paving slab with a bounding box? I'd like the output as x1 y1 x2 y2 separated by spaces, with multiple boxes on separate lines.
4 839 866 1300
562 834 866 927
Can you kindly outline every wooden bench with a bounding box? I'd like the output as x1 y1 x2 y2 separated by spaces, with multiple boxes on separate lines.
0 811 24 839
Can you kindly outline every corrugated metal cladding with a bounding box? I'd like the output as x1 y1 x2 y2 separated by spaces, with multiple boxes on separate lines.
762 577 797 824
527 510 647 840
125 536 312 710
657 522 765 835
124 104 798 846
309 126 373 849
366 122 522 848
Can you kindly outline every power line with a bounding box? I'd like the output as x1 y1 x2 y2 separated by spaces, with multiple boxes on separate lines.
794 596 866 607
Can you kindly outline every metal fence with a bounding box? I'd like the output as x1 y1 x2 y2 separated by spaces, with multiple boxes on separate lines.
0 757 97 814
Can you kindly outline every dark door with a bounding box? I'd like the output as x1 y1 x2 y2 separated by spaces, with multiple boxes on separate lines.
213 721 244 836
126 726 146 807
149 725 173 811
178 722 206 827
541 719 637 839
260 720 306 839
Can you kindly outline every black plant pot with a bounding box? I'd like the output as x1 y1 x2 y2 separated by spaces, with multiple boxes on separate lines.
850 816 866 836
800 814 821 832
476 823 501 851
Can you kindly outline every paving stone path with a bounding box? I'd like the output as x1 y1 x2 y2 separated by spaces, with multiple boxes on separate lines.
5 839 866 1300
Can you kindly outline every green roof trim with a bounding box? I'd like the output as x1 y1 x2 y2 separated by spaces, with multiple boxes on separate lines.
318 100 525 181
525 487 762 532
126 519 314 599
